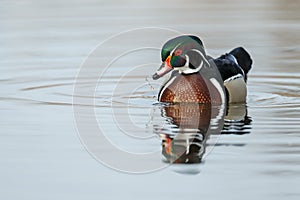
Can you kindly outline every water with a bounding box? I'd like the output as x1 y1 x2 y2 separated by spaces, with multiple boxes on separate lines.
1 0 300 199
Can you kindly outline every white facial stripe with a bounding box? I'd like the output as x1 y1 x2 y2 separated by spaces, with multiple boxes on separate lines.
191 49 210 67
173 49 210 74
170 43 182 56
173 55 189 73
174 57 204 74
173 49 208 74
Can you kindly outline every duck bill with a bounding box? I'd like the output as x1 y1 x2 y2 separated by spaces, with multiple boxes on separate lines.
152 62 172 80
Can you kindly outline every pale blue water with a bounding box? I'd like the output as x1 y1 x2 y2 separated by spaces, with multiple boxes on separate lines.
1 0 300 199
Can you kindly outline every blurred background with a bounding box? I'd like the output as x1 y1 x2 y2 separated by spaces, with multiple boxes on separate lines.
1 0 300 200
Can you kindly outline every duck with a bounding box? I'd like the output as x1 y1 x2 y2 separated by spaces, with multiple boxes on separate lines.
152 35 253 104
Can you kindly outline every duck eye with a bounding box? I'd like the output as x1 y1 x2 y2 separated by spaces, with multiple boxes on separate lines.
170 53 186 67
174 49 182 56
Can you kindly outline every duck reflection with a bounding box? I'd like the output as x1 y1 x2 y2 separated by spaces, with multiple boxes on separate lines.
153 103 252 166
158 103 212 164
154 103 224 165
222 104 252 135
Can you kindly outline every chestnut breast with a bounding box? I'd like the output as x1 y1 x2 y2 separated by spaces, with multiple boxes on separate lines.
159 73 222 104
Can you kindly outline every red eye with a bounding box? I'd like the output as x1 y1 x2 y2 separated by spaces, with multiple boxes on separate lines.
174 49 182 56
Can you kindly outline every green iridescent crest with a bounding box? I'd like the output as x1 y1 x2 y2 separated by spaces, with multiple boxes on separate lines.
161 35 206 68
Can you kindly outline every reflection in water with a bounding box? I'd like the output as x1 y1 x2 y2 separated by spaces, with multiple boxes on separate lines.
153 103 252 171
157 103 212 164
222 104 252 135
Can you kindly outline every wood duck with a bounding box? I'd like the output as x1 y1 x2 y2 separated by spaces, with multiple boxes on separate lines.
152 35 253 104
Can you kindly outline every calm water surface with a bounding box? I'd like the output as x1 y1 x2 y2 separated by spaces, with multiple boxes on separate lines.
1 0 300 199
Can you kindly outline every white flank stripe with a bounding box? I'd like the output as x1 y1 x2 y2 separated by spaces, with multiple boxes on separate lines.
209 78 225 104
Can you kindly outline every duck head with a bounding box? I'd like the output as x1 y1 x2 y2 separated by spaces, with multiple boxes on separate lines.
152 35 210 80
